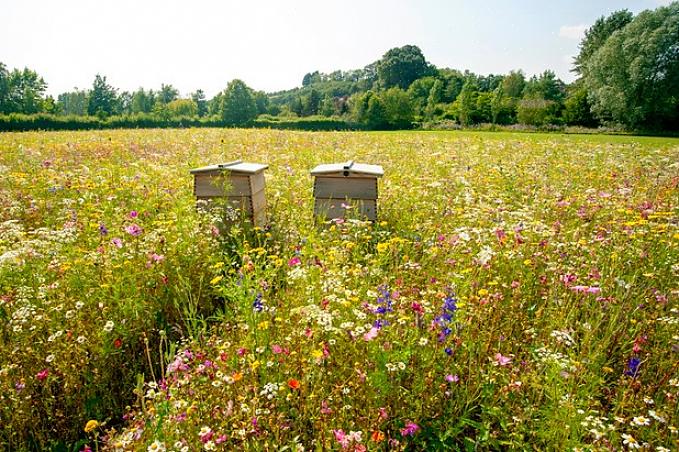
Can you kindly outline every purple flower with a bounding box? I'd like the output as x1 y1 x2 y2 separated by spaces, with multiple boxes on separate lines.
129 210 138 218
125 224 142 236
400 421 420 437
98 223 108 236
253 293 264 312
625 357 641 377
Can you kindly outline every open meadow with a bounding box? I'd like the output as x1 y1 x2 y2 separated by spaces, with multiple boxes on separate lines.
0 129 678 451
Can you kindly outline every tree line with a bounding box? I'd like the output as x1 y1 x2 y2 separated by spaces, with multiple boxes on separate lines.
1 2 677 131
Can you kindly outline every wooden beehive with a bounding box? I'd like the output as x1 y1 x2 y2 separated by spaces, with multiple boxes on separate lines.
310 160 384 221
190 160 268 227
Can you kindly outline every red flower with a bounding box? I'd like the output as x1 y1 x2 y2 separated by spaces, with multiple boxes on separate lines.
113 338 123 348
288 378 300 390
36 368 49 381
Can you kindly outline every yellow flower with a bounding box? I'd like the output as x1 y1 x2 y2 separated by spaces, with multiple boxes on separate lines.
376 242 389 253
210 275 223 285
311 349 323 359
84 419 99 433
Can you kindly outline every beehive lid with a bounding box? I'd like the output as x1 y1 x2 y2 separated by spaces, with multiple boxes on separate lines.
310 160 384 177
190 160 268 175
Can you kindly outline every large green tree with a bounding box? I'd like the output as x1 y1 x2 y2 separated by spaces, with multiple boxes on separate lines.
377 45 434 89
7 68 48 114
220 79 258 126
87 74 117 117
573 9 634 75
582 3 679 127
57 89 89 115
0 63 10 114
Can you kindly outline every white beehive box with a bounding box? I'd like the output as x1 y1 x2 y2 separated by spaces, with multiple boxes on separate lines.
190 160 268 227
310 160 384 221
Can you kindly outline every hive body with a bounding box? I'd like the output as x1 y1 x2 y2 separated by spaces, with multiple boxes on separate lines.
190 160 268 227
310 161 384 221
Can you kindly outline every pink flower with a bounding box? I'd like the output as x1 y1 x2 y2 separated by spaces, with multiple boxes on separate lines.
129 210 138 218
321 400 333 415
288 256 301 267
494 353 512 366
271 344 283 354
363 327 378 342
36 368 49 381
334 429 350 449
215 434 227 444
111 237 123 248
125 224 142 236
570 285 601 294
400 422 420 436
445 374 459 383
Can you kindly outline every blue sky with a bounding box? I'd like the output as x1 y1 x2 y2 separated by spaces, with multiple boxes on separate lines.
1 0 672 97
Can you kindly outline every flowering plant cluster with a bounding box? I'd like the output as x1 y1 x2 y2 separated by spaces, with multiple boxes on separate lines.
0 129 677 451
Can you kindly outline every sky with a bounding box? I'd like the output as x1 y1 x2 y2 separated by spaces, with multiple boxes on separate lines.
1 0 673 98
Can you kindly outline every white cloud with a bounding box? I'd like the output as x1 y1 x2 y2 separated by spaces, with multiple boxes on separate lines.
559 24 587 40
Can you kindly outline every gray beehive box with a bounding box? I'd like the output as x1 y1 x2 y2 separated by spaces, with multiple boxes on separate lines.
310 160 384 221
190 160 268 227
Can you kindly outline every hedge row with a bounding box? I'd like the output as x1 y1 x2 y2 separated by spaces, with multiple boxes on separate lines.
0 113 361 132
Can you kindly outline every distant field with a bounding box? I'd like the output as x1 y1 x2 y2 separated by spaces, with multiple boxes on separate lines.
1 129 677 450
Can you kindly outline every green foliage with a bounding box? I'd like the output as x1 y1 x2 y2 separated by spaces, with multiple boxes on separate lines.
382 87 415 129
158 84 179 104
573 9 634 75
563 85 598 127
220 79 258 126
131 88 156 114
456 80 480 126
191 90 208 117
517 98 561 126
582 2 679 128
166 99 198 117
87 74 117 117
0 66 49 114
377 45 435 89
501 70 526 99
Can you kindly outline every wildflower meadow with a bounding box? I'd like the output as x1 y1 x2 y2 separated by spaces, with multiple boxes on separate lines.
0 129 677 451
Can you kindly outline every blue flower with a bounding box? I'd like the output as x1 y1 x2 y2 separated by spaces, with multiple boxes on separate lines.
253 293 264 312
625 357 641 377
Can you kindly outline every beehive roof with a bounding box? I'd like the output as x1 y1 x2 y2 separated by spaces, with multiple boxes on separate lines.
190 160 268 175
310 160 384 177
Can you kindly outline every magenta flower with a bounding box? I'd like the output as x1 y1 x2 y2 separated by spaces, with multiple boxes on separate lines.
125 224 142 236
36 368 49 381
288 256 301 267
400 421 420 436
445 374 459 383
129 210 138 218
